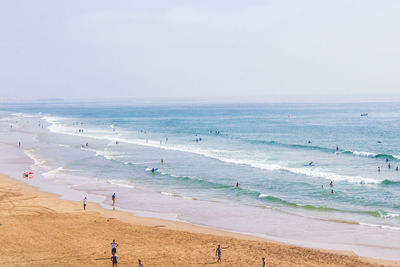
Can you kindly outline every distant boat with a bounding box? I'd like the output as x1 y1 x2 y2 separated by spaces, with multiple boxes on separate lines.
360 113 368 117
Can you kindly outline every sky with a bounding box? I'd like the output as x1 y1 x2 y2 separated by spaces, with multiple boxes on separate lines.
0 0 399 102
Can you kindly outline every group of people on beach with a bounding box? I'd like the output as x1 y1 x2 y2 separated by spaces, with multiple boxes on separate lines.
110 240 144 267
85 195 265 266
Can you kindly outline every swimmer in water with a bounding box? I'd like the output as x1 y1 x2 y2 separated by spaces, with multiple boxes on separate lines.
336 145 339 151
331 189 334 194
378 167 381 172
396 166 399 171
388 163 391 169
329 181 333 187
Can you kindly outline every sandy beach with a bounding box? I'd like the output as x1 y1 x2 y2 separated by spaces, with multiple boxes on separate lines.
0 174 398 266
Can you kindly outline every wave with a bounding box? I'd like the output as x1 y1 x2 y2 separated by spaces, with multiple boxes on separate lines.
381 179 400 185
240 137 400 162
258 194 337 212
342 150 400 161
141 169 393 220
42 114 386 185
359 222 400 231
245 139 335 153
214 157 379 184
24 149 51 170
41 166 65 177
107 180 135 189
258 194 400 219
161 191 181 197
43 115 381 185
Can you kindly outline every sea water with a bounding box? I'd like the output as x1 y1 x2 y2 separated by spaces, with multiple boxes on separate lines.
1 101 400 259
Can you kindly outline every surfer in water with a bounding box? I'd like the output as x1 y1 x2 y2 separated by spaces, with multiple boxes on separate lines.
388 163 391 169
151 168 155 173
331 189 334 194
236 182 240 187
308 161 313 166
378 167 381 172
329 181 333 187
396 166 399 171
336 145 339 151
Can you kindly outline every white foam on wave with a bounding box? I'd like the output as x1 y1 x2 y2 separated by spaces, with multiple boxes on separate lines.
350 150 377 157
11 112 37 118
360 222 400 231
41 166 65 177
161 191 180 197
24 149 51 170
94 150 123 160
107 180 135 189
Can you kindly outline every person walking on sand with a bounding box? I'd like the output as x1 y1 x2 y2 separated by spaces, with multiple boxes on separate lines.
262 257 266 267
216 245 222 263
111 240 119 255
215 244 228 263
83 196 87 210
138 259 143 267
112 193 116 210
111 253 118 267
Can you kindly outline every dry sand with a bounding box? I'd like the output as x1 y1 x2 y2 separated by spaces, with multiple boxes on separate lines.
0 174 398 267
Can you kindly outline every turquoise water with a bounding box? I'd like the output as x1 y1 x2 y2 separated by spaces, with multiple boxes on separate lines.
2 101 400 229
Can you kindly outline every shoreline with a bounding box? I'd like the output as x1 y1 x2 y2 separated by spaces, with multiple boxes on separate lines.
1 173 399 266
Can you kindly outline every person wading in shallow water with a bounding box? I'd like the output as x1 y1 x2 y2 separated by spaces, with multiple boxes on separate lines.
112 193 116 210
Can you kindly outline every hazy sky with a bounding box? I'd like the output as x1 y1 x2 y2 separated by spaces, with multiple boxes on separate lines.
0 0 399 102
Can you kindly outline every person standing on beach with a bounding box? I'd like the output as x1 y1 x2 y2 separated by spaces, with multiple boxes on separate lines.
262 257 266 267
112 193 116 210
138 259 143 267
18 141 21 148
83 196 87 210
111 253 118 267
111 240 119 255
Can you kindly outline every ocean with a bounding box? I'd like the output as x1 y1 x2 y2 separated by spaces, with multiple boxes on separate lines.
1 101 400 259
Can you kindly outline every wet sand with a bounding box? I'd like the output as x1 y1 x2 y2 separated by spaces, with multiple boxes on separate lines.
0 174 398 266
